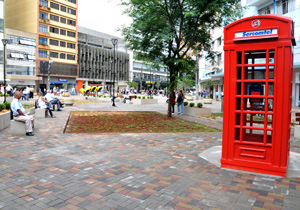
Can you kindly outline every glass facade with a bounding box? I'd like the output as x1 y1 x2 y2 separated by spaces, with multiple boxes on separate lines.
7 65 35 76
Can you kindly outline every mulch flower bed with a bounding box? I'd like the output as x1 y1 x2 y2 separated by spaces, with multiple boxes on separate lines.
65 111 219 134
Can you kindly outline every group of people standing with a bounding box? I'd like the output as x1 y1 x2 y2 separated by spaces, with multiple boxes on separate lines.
171 90 185 115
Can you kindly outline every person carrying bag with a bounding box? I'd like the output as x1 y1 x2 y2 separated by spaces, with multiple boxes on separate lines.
177 90 184 115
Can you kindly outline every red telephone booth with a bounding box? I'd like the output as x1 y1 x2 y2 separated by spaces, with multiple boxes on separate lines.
221 15 296 177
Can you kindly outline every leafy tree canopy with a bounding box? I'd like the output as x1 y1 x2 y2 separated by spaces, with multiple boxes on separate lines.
121 0 244 116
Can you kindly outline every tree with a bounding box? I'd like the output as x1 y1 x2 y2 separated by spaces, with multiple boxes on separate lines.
126 80 138 90
155 82 161 90
178 74 194 91
121 0 244 117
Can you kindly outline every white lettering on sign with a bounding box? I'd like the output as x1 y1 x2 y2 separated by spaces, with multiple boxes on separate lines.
235 28 277 38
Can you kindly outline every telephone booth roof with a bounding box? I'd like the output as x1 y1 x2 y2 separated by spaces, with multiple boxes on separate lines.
224 15 295 46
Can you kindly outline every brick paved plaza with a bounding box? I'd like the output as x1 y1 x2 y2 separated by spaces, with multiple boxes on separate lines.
0 97 300 210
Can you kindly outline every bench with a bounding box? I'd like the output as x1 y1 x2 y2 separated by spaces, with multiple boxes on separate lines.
294 113 300 139
129 95 137 100
35 108 48 118
10 120 26 135
10 109 34 135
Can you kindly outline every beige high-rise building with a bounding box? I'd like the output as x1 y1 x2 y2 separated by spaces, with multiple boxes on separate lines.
5 0 78 91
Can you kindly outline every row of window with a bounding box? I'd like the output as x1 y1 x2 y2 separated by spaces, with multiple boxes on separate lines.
39 11 76 26
39 50 75 60
50 2 76 15
7 50 36 61
6 35 36 49
39 37 76 49
39 24 76 38
50 14 76 26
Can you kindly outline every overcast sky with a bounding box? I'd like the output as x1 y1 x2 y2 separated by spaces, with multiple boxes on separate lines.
78 0 131 38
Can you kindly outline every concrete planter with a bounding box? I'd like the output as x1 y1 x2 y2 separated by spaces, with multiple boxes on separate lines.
203 98 213 104
64 98 74 106
185 96 194 101
0 97 13 103
183 107 211 117
0 111 11 131
132 99 158 105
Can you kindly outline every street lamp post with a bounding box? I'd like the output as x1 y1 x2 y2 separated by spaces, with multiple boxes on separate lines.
47 58 54 91
111 38 118 107
2 39 9 103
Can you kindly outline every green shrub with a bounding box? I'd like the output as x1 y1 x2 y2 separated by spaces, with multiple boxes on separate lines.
0 104 4 111
5 94 9 97
147 96 150 99
150 96 154 99
184 101 188 106
142 96 145 99
3 101 11 109
0 93 3 97
104 96 107 98
197 102 203 108
189 103 195 107
138 96 141 99
109 96 112 98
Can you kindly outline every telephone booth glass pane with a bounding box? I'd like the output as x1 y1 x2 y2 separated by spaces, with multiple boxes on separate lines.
244 82 266 96
269 66 274 79
269 50 275 63
244 113 265 128
244 66 266 80
243 129 264 143
245 51 266 64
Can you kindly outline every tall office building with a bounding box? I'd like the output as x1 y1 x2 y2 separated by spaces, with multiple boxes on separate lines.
5 0 78 90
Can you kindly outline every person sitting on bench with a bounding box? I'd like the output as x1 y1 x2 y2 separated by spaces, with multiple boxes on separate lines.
45 90 63 111
37 92 55 118
11 91 34 136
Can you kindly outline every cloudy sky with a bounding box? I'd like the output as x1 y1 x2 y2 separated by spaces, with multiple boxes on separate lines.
78 0 132 38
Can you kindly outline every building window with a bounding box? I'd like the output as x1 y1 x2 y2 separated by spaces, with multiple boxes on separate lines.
60 53 66 59
49 39 59 46
258 5 271 15
50 2 59 10
68 8 76 15
0 19 4 33
39 0 48 7
60 41 66 47
68 0 76 3
60 5 66 12
39 37 47 45
60 29 66 35
39 24 48 33
50 14 59 22
67 54 75 60
49 27 59 34
67 31 76 37
39 11 48 20
39 50 47 58
282 0 288 14
60 17 66 24
67 19 76 26
67 43 75 49
50 52 59 58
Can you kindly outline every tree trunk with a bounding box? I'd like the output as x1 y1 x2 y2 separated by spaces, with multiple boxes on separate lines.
167 67 176 117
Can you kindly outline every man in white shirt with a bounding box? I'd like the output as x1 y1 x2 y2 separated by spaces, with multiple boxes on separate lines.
11 91 34 136
45 90 63 111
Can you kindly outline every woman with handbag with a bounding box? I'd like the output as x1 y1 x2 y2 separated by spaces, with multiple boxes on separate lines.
177 90 184 115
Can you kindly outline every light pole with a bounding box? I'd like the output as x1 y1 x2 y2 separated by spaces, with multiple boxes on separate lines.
111 38 118 107
2 39 9 103
47 58 54 91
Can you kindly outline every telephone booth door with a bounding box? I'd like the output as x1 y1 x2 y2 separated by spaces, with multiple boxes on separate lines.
221 15 295 177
